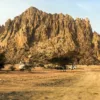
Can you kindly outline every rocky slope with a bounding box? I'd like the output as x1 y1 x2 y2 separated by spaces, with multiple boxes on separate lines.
92 31 100 60
0 7 99 64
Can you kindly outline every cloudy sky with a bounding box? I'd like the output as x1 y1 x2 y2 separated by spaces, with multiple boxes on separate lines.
0 0 100 33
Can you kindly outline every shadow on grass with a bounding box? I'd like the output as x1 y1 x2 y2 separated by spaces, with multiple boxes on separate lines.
0 90 52 100
36 77 78 87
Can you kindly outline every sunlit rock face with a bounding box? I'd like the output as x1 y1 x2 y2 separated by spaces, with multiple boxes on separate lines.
92 31 100 60
0 7 99 64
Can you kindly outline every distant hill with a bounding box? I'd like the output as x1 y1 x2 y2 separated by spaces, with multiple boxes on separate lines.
0 7 100 65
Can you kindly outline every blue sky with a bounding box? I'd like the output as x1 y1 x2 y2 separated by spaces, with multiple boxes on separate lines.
0 0 100 33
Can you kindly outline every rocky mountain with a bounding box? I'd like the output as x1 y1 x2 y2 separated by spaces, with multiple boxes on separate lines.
92 31 100 60
0 7 99 65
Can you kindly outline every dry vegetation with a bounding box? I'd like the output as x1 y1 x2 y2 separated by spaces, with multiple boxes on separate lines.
0 65 100 100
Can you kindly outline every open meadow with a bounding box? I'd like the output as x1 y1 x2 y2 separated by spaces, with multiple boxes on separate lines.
0 65 100 100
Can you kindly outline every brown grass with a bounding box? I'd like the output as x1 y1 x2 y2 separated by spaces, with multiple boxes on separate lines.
0 65 100 100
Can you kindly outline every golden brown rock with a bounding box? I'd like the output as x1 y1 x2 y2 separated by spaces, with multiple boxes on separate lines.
0 7 99 64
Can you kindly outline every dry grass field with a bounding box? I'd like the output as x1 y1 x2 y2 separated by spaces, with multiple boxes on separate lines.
0 65 100 100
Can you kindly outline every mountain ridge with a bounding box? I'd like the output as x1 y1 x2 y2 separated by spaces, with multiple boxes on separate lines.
0 6 100 65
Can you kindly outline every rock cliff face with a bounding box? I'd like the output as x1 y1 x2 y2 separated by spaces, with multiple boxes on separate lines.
0 7 99 64
92 32 100 60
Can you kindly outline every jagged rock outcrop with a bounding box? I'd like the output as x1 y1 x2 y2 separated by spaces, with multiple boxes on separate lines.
92 31 100 60
0 7 99 64
0 25 5 34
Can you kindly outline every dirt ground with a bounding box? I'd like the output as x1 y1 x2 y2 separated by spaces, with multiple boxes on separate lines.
0 65 100 100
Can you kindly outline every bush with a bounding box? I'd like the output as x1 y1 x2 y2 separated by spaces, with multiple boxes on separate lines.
20 68 25 71
39 64 44 67
9 66 16 71
24 64 32 72
55 65 66 71
0 52 6 70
